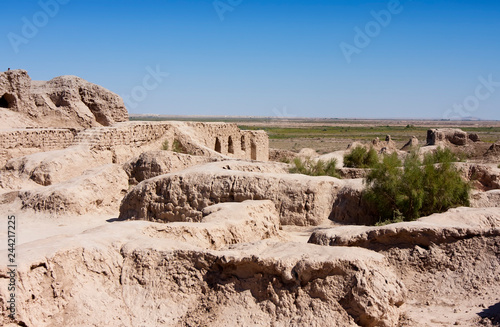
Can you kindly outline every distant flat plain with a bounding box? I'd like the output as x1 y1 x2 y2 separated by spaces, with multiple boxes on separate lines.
130 115 500 154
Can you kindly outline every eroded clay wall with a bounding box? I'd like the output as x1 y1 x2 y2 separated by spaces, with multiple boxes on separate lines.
0 121 269 163
73 122 175 148
0 128 77 150
185 122 269 161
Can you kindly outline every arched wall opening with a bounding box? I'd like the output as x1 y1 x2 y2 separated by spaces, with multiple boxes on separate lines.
251 142 257 160
228 136 234 154
215 137 222 153
0 93 16 109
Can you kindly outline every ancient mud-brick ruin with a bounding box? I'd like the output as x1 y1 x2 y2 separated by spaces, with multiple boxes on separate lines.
2 69 500 327
0 69 268 164
0 122 268 164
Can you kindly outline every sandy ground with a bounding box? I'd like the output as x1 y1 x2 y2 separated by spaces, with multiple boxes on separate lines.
0 208 117 253
1 205 499 326
0 209 334 253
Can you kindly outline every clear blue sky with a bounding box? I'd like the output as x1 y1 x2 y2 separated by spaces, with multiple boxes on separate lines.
2 0 500 119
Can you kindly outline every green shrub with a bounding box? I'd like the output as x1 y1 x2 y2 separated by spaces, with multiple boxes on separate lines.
289 157 339 178
161 140 169 151
364 150 469 223
423 147 460 165
162 139 188 154
172 139 185 153
363 153 404 220
344 146 379 168
420 149 470 217
498 164 500 169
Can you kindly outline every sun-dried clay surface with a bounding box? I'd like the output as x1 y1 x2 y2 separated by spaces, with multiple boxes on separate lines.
118 162 355 226
0 69 128 129
0 201 406 327
309 207 500 326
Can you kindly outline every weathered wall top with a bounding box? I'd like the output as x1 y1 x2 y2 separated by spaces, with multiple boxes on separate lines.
426 128 481 146
0 69 269 163
0 69 128 129
0 121 270 165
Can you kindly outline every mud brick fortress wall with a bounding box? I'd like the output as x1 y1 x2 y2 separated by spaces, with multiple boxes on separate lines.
184 122 269 161
0 122 269 162
0 128 77 150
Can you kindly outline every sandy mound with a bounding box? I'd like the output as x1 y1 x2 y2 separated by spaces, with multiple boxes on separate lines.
0 212 405 327
372 135 398 153
297 147 318 158
309 207 500 249
0 69 128 129
390 234 500 326
144 200 282 249
124 152 288 185
456 162 500 191
0 109 39 129
317 150 346 168
124 150 217 184
269 148 297 162
208 160 289 174
309 207 500 326
400 136 419 151
119 162 352 226
485 141 500 159
471 189 500 208
17 164 128 215
1 146 113 188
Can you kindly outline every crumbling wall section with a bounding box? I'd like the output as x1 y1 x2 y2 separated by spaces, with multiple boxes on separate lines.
184 122 269 161
0 128 77 150
72 122 174 149
426 128 468 146
0 121 270 164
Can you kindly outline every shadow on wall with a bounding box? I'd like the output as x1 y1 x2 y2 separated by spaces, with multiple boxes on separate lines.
478 302 500 325
215 137 221 153
0 93 16 108
251 141 257 160
228 136 234 154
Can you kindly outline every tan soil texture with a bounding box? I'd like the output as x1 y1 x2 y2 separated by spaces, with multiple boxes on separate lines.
309 207 500 326
0 201 405 327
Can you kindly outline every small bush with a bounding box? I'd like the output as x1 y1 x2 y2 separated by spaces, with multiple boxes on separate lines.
423 147 460 165
289 157 339 178
420 149 470 217
364 149 469 223
497 163 500 169
280 157 291 164
363 153 404 220
344 146 379 168
172 139 185 153
161 140 169 151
